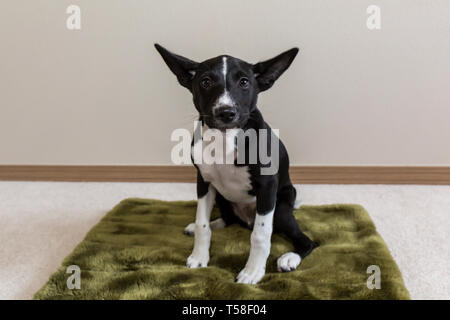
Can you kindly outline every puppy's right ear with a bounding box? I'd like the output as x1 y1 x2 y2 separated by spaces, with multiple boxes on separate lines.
154 44 199 91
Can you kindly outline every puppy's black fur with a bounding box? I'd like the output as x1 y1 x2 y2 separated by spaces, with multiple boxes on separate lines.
155 44 317 262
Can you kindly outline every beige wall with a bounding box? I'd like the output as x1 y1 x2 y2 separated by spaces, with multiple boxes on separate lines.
1 0 449 165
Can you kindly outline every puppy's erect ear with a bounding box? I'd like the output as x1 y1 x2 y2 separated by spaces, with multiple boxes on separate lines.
154 44 199 91
253 48 299 92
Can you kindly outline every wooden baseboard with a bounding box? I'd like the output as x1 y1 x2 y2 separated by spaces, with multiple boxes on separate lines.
289 166 450 185
0 165 196 183
1 165 450 185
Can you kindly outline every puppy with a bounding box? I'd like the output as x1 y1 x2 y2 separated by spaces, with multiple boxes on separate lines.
155 44 318 284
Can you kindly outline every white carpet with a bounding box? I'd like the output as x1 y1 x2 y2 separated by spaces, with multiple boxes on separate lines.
0 182 448 300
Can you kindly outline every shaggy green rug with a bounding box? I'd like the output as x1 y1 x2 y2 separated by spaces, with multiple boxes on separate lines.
34 198 410 300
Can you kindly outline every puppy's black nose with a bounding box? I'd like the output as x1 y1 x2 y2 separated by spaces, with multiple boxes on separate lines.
215 108 237 123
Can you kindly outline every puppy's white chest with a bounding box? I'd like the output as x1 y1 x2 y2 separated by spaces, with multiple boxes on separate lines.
198 163 254 203
193 126 255 204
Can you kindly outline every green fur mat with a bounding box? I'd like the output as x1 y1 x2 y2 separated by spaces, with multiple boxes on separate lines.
34 198 410 300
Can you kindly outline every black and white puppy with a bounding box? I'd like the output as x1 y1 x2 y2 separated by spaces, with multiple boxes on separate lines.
155 44 318 284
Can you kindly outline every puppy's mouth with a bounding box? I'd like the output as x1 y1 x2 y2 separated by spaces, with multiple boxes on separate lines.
211 116 251 131
213 119 240 131
201 112 249 131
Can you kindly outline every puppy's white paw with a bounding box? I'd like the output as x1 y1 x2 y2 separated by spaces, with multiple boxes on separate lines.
186 253 209 268
277 252 301 272
236 266 266 284
183 222 195 236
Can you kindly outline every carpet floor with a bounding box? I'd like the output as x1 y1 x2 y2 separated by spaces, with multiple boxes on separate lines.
0 182 448 299
33 198 409 300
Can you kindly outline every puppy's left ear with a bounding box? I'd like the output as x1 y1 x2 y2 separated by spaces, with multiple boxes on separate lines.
253 48 299 92
155 43 199 91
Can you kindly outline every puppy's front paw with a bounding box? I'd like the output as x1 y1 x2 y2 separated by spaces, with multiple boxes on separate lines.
236 266 265 284
183 223 195 236
186 253 209 268
277 252 301 272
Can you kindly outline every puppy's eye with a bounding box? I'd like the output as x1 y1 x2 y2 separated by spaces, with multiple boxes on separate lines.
200 77 212 89
239 77 249 88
